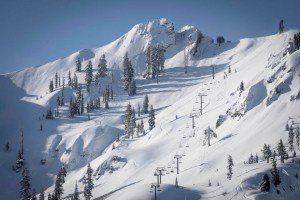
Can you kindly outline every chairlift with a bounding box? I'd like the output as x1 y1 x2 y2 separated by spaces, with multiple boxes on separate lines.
170 169 174 173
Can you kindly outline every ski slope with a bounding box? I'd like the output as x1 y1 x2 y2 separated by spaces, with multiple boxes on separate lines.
1 19 300 199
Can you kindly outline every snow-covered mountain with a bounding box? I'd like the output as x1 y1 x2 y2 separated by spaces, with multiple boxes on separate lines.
1 18 300 200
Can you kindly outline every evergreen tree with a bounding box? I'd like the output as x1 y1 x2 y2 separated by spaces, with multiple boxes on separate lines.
72 181 79 200
227 155 234 180
124 103 133 138
138 103 141 117
85 61 93 92
296 126 300 149
69 97 75 118
175 177 178 188
122 52 134 91
20 168 31 200
105 100 109 109
288 128 295 151
203 126 217 146
148 105 155 130
228 65 231 73
143 94 149 114
260 174 270 192
278 19 284 33
208 179 212 187
81 96 84 114
110 88 113 100
83 163 94 200
286 122 289 131
240 81 244 92
76 56 81 72
145 46 152 79
68 71 72 87
128 80 137 96
54 171 63 200
58 75 61 87
271 151 281 187
262 144 272 163
38 191 44 200
49 80 54 93
277 139 287 163
141 120 145 135
96 54 107 78
47 193 51 200
55 73 58 88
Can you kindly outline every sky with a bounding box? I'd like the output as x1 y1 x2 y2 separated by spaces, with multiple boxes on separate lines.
0 0 299 74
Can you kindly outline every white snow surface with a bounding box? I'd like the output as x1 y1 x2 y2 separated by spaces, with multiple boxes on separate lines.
1 18 300 199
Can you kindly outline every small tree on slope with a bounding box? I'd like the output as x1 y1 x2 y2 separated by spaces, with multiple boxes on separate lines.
261 144 272 163
20 168 31 200
73 181 79 200
143 94 149 114
148 105 155 130
227 155 234 180
260 174 270 192
277 139 287 163
271 151 281 187
288 128 295 152
83 163 94 200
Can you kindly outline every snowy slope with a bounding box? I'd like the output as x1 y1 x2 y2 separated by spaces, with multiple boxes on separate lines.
1 19 300 200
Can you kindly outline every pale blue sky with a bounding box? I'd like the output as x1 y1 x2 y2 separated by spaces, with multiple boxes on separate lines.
0 0 299 73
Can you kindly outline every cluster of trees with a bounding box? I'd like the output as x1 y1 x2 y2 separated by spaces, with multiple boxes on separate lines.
144 45 165 82
86 97 101 113
123 95 155 138
68 71 79 89
294 32 300 51
123 53 136 96
247 153 259 164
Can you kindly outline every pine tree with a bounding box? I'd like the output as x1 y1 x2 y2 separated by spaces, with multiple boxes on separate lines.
148 105 155 130
286 122 289 131
143 94 149 114
83 163 94 200
262 144 272 163
68 71 72 87
105 100 109 109
145 46 152 79
227 155 234 180
124 103 132 138
271 151 281 187
296 126 300 149
38 191 44 200
141 120 145 135
208 179 212 187
49 80 54 93
260 174 270 192
128 80 137 96
122 52 134 91
76 56 81 72
240 81 244 92
110 88 113 100
85 61 93 92
203 126 217 146
288 128 295 152
97 54 107 78
54 171 63 200
138 103 141 117
277 139 287 163
228 65 231 73
55 72 58 88
20 168 31 200
175 177 178 188
73 181 79 200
